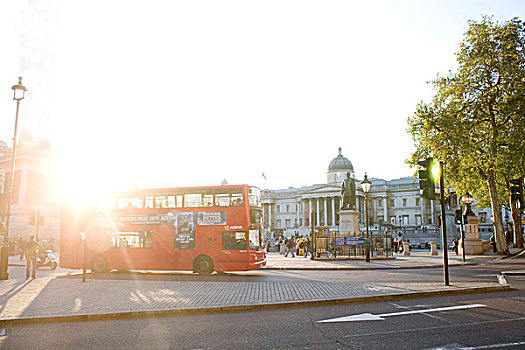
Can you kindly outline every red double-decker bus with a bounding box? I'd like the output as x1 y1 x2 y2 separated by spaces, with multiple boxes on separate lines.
60 184 266 274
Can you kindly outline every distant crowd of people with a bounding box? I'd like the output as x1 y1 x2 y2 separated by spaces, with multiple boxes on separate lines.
265 236 311 258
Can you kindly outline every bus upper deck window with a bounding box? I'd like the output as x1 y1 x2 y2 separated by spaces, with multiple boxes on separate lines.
184 190 213 208
118 197 144 209
215 188 243 207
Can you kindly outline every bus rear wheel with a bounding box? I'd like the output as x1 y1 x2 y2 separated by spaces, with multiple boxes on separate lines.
194 255 214 275
91 254 108 273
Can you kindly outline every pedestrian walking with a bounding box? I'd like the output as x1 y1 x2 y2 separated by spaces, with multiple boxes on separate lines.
452 239 458 255
284 237 295 257
393 238 398 253
490 233 497 253
304 237 310 258
25 235 42 279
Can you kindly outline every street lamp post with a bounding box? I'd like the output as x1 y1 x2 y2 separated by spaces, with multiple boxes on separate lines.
360 173 371 262
0 77 28 280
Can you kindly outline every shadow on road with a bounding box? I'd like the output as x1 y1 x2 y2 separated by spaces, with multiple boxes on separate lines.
57 269 270 282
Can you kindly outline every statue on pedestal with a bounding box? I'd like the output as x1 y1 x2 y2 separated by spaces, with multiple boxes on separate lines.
341 172 356 210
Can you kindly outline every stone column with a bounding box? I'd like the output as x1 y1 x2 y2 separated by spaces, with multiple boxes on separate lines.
332 197 336 228
308 198 312 226
323 197 328 226
316 198 320 226
383 197 387 224
268 204 272 231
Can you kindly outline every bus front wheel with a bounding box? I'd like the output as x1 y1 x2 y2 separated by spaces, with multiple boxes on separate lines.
91 254 108 273
194 255 214 275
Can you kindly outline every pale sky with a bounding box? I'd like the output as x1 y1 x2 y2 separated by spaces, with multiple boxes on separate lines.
0 1 524 203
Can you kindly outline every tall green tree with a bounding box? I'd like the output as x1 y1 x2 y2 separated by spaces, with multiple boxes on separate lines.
408 17 525 255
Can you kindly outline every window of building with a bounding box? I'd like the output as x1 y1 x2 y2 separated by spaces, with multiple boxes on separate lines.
416 198 420 206
479 212 487 223
276 219 281 228
378 199 383 208
403 215 409 226
285 219 291 228
276 205 280 213
286 205 290 212
389 199 395 208
415 215 422 226
403 198 407 207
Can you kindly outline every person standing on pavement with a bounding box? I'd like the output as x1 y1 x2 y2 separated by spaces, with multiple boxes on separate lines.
25 235 42 279
304 237 310 258
284 237 295 257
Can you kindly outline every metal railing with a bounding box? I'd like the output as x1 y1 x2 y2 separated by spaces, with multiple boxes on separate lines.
312 232 394 259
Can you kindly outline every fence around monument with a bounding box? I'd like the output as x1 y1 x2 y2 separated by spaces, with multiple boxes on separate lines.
313 232 394 259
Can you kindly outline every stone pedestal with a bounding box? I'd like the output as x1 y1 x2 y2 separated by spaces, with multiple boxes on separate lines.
339 210 359 235
430 241 438 255
461 214 484 255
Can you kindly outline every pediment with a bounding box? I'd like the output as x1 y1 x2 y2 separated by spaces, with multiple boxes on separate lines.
303 184 340 196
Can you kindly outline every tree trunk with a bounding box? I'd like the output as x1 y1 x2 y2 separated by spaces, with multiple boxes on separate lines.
486 169 510 255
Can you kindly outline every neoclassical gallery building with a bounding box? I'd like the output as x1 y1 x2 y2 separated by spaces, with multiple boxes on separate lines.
261 148 500 243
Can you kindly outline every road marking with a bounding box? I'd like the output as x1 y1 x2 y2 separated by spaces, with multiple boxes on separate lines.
318 304 486 322
428 341 525 349
0 329 5 336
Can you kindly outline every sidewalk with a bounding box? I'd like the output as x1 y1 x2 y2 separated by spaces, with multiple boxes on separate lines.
0 250 518 325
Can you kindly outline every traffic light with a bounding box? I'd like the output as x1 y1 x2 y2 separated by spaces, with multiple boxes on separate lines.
455 209 462 225
418 157 439 199
510 178 523 205
28 210 35 226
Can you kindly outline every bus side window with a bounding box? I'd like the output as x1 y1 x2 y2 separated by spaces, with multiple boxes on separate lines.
215 188 244 207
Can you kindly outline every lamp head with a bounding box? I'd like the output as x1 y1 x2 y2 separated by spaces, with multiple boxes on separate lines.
11 77 28 101
461 191 474 205
360 173 371 194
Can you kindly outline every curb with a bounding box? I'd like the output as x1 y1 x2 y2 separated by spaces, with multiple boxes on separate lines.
262 262 478 270
0 284 510 326
501 270 525 276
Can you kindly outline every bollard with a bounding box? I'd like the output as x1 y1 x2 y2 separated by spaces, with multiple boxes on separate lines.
430 241 438 255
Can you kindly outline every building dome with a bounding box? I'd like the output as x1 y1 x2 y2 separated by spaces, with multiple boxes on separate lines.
329 148 354 172
327 147 354 183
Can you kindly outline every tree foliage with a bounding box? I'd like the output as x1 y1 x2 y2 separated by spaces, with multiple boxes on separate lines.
407 17 525 254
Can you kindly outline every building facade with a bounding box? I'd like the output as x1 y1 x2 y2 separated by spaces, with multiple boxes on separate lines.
0 134 60 243
262 148 461 245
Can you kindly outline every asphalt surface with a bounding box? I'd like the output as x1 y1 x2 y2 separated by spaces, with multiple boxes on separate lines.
0 250 520 325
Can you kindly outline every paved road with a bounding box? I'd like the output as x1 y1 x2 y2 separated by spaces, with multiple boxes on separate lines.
0 275 523 349
0 251 518 324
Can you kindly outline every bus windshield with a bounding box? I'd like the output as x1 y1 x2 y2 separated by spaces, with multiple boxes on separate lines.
248 187 261 207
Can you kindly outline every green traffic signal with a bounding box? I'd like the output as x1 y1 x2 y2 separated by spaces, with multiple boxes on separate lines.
418 157 437 199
